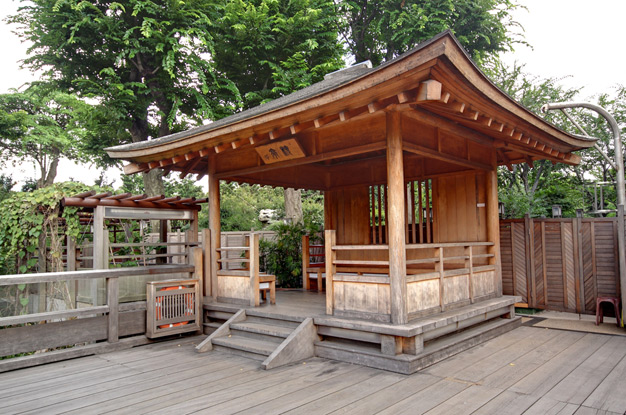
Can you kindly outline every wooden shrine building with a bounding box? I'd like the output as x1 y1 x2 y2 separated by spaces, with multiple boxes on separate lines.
107 31 595 372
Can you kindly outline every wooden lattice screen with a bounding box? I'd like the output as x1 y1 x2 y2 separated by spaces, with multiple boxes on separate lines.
369 180 433 245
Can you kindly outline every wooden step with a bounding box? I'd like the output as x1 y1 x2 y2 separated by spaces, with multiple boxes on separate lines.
212 335 277 360
205 310 234 321
244 314 301 329
230 321 293 339
315 317 521 374
203 321 222 335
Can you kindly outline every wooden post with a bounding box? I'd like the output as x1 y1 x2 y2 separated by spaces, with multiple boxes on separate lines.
618 205 626 327
107 276 119 343
67 237 77 308
208 163 221 299
93 207 106 306
249 233 260 306
486 170 502 297
466 245 474 303
325 230 336 315
525 214 537 308
386 110 408 325
302 235 310 290
201 229 211 298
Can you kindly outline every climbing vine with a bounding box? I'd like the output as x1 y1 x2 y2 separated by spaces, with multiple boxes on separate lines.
0 182 93 316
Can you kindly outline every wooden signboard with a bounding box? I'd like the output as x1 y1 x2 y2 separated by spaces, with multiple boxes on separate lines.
255 138 305 164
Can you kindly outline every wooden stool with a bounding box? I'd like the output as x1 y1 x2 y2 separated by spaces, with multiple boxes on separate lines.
595 296 621 327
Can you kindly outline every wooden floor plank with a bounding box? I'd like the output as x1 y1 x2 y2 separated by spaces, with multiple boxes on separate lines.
329 372 441 414
582 352 626 413
235 365 378 415
545 335 626 405
481 330 585 390
149 359 356 415
573 406 623 415
471 390 540 415
12 352 250 414
422 326 533 378
3 324 626 415
284 370 406 415
423 384 504 415
376 378 470 415
450 326 558 383
189 361 362 415
509 333 610 396
523 396 580 415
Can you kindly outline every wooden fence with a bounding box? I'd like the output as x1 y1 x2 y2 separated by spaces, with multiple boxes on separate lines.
500 216 622 314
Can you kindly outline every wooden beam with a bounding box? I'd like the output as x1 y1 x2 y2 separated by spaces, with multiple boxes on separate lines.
231 138 248 149
179 156 204 179
416 79 442 101
123 162 148 175
199 148 212 157
524 155 534 167
439 91 451 104
148 161 160 170
159 158 173 168
248 136 256 145
338 111 349 122
497 149 513 171
215 141 386 179
268 130 277 140
368 101 383 113
397 91 415 104
404 107 494 146
403 141 492 171
184 151 199 161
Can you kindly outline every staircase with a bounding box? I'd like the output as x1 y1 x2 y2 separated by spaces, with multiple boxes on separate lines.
197 306 319 369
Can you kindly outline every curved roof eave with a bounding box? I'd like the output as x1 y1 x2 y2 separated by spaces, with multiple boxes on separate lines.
106 31 594 162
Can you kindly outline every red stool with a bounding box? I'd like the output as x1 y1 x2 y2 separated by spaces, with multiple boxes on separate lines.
595 297 621 327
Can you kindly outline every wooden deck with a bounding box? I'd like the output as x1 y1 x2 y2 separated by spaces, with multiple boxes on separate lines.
2 325 625 414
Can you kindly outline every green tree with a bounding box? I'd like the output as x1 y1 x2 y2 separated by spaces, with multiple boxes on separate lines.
338 0 525 67
212 0 344 110
10 0 237 195
0 86 92 188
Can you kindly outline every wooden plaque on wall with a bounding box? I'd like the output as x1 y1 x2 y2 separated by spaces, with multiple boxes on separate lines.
255 138 305 164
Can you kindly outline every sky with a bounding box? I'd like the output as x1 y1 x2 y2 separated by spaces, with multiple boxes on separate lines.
0 0 624 190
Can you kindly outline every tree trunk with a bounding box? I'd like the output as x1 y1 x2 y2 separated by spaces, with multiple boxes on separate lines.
284 188 303 224
143 169 165 197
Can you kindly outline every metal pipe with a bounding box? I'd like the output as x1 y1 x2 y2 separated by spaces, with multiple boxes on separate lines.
558 108 617 169
541 101 625 205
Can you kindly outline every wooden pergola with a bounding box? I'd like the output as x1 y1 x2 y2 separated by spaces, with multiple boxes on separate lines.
107 31 594 326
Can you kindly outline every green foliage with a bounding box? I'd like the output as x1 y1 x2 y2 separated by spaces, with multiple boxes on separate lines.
9 0 238 167
0 182 90 276
259 221 320 287
0 85 94 187
338 0 525 67
220 183 284 231
212 0 344 109
0 175 15 203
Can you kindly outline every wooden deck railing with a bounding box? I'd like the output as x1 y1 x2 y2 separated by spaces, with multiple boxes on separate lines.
0 249 202 372
324 228 497 318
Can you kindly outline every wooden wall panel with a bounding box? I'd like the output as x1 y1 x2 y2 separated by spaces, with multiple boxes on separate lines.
512 222 528 303
433 172 487 243
500 217 622 315
407 280 439 313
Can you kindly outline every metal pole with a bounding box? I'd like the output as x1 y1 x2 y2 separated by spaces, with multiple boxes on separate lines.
543 101 625 328
541 101 625 205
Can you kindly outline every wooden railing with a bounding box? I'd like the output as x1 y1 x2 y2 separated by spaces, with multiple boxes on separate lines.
0 248 202 372
324 228 497 318
215 233 276 306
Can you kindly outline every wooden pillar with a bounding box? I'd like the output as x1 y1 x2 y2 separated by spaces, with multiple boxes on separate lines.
302 235 310 290
201 228 211 298
249 233 260 306
93 206 106 306
386 110 408 325
486 170 502 296
208 162 221 299
325 230 336 315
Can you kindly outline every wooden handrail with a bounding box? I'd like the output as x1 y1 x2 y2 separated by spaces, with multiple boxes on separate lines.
0 264 195 286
